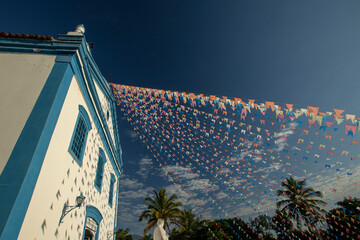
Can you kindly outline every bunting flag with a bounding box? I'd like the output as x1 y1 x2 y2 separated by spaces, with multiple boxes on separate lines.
110 83 360 238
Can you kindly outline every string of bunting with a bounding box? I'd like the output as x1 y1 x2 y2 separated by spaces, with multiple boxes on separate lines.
111 83 360 239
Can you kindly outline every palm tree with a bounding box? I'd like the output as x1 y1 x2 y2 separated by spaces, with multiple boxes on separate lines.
115 228 133 240
249 214 275 239
326 197 360 240
175 209 204 239
142 234 153 240
139 188 183 236
276 177 326 236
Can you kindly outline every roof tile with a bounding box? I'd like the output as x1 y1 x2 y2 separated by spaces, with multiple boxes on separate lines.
0 32 53 40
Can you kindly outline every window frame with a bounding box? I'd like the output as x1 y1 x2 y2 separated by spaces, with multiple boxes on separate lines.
68 105 92 166
94 148 106 193
82 205 103 240
108 173 116 207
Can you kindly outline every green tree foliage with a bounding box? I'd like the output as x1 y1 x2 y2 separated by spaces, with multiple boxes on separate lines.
326 197 360 240
249 214 275 239
212 218 261 240
272 209 293 239
169 209 204 240
167 215 262 240
115 228 133 240
142 234 153 240
276 176 326 235
139 188 183 236
135 182 360 239
172 218 261 240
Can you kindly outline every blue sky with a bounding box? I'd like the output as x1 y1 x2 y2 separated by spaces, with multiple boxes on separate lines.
2 0 360 235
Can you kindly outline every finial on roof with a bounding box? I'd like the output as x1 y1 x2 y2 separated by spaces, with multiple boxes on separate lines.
66 24 85 36
75 24 85 34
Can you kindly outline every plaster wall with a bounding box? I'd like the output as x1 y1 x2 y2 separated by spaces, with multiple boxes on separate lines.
93 80 116 146
0 53 56 174
18 75 118 240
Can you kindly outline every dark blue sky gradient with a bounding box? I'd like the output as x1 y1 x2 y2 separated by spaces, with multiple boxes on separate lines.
2 1 360 112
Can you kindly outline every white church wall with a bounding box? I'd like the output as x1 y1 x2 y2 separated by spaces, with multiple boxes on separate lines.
18 74 118 240
93 80 116 146
0 52 56 174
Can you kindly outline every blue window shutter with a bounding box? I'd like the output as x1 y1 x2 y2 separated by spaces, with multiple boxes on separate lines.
70 117 87 159
108 174 115 207
95 148 106 193
68 105 91 166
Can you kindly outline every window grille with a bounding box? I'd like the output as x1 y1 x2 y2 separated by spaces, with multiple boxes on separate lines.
68 105 91 166
71 117 87 159
95 149 106 192
108 174 115 206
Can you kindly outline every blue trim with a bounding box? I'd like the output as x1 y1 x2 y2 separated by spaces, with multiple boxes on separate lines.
82 205 103 240
108 174 116 207
56 55 73 63
69 52 121 177
0 37 81 55
0 61 74 239
94 148 106 193
110 98 123 170
78 105 92 130
75 42 122 170
68 105 92 166
82 57 118 155
113 176 119 240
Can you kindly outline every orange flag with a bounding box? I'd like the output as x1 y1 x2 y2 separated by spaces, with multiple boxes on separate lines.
234 98 244 105
333 108 345 117
265 101 275 111
285 104 293 110
325 135 333 140
307 106 319 118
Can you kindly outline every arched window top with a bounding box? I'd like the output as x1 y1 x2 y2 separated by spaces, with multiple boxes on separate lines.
110 173 115 182
98 147 106 161
85 205 103 223
83 205 103 240
78 105 92 131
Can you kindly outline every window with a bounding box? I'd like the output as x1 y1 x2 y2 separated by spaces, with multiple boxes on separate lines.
108 174 116 207
82 205 103 240
69 105 92 166
94 148 106 192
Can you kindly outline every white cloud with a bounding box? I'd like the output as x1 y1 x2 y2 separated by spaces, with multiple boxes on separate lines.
136 157 154 179
215 191 228 200
119 175 144 189
308 164 360 206
118 187 154 200
117 203 148 235
126 129 138 142
273 122 298 151
165 165 219 193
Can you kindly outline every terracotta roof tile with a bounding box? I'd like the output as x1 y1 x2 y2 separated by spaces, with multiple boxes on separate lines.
0 32 53 40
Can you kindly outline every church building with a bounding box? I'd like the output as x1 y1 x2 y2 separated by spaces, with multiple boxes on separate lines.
0 25 123 240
